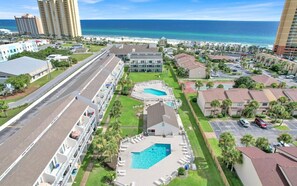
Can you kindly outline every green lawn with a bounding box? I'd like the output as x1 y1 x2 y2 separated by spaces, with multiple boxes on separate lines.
86 45 105 53
129 66 225 185
109 95 143 137
71 53 93 62
85 161 113 186
0 105 28 126
73 149 93 186
168 170 209 186
188 95 214 132
273 125 290 131
31 69 65 87
208 138 222 156
293 141 297 146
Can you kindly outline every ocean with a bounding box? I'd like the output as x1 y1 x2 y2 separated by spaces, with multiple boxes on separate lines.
0 20 279 46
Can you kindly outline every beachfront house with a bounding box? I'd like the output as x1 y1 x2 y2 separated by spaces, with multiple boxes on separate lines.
146 102 180 136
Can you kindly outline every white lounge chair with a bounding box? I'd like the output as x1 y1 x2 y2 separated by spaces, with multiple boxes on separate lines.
130 139 136 144
154 180 162 186
117 171 126 176
119 148 127 152
117 169 126 173
130 182 135 186
160 177 166 184
179 143 186 146
121 144 129 148
117 161 125 166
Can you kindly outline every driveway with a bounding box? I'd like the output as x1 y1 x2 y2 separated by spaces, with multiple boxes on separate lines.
210 119 297 145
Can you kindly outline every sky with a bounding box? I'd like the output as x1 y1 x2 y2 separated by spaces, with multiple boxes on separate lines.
0 0 285 21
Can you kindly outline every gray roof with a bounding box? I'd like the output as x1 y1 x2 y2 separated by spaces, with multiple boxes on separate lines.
0 56 49 76
0 55 121 186
147 102 179 128
110 44 158 55
129 52 163 60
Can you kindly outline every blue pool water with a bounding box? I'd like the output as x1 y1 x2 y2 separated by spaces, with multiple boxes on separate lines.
131 144 171 169
166 101 174 108
144 88 167 96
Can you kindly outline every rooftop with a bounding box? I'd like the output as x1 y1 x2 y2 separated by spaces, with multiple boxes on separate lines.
248 90 270 103
129 52 163 60
147 102 179 128
251 74 279 86
225 89 250 103
200 88 226 102
110 44 158 55
0 56 49 76
238 147 297 186
174 53 205 70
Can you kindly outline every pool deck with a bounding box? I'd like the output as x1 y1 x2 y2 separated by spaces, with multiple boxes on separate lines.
131 80 175 102
115 135 191 186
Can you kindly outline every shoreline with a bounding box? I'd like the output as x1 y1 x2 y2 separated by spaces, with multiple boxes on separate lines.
84 35 273 49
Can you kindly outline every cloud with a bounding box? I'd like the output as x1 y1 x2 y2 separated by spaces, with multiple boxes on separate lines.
79 0 104 4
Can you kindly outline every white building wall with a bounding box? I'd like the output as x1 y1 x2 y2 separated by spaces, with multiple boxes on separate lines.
0 41 38 62
234 154 263 186
148 122 179 136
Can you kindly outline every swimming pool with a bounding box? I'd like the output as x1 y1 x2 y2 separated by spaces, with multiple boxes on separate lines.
131 144 171 169
143 88 167 96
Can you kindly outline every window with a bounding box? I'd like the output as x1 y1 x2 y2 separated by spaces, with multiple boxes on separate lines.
262 103 268 106
49 161 55 172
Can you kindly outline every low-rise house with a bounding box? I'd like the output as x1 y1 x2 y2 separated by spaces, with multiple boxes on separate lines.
225 89 251 115
283 89 297 115
197 88 226 116
208 55 237 62
235 147 297 186
146 102 180 136
174 53 206 79
47 54 70 62
0 56 52 83
248 90 270 114
128 52 163 72
251 74 279 87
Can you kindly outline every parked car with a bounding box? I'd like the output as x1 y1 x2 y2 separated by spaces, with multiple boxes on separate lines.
239 118 250 128
254 118 268 129
286 75 295 79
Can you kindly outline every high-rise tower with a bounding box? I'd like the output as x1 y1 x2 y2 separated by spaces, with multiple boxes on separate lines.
37 0 82 38
274 0 297 57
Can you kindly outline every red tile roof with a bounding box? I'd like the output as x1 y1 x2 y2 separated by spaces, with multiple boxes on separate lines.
174 53 205 70
283 89 297 102
249 90 270 103
251 75 279 86
225 89 251 103
238 147 297 186
200 88 226 102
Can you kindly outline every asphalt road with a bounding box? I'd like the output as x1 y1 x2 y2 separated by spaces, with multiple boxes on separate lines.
0 51 110 144
210 119 297 146
8 48 109 108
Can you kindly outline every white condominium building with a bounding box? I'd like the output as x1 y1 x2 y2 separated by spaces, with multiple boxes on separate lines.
38 0 82 38
0 41 39 62
0 54 124 186
14 14 44 36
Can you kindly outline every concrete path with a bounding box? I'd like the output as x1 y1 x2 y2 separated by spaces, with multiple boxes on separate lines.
80 162 94 186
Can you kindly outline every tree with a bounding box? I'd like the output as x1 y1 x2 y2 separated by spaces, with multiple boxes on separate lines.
0 101 9 117
234 76 255 89
0 83 4 92
277 133 293 144
177 67 188 77
242 100 259 118
102 138 118 163
270 83 278 88
255 137 270 152
109 106 121 121
210 100 221 115
195 80 204 97
219 132 241 171
278 82 287 89
6 74 31 92
277 96 288 106
217 84 224 88
221 99 232 116
269 104 288 125
206 81 214 89
286 102 297 116
240 134 255 147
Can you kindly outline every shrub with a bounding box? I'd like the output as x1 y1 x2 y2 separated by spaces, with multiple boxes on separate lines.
217 113 223 118
256 114 266 119
231 115 241 119
192 98 197 103
208 115 214 119
178 167 186 176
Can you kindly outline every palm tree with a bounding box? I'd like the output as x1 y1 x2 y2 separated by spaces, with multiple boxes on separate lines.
278 82 287 89
286 102 297 116
255 137 270 152
242 100 259 118
110 106 121 121
221 99 232 116
103 138 119 163
206 81 214 89
195 80 204 97
113 100 122 109
210 100 221 116
0 101 9 117
240 134 255 147
277 96 288 106
277 133 293 144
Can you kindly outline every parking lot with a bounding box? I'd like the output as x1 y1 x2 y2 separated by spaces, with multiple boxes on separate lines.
210 119 297 145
